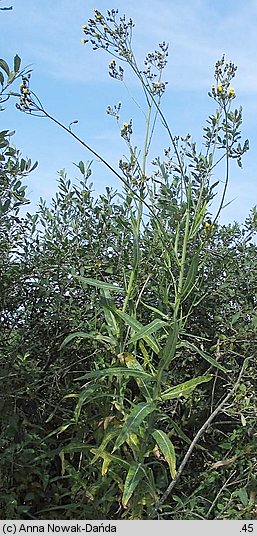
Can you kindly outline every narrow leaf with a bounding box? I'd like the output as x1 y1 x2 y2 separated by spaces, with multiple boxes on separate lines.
180 341 229 373
91 430 118 464
152 429 176 478
106 306 160 354
76 367 155 382
0 58 10 75
13 54 21 73
122 463 144 506
113 402 155 452
128 318 167 344
181 253 199 299
159 320 179 369
161 374 212 400
100 290 119 339
119 352 153 401
60 331 89 349
74 385 96 422
75 275 124 293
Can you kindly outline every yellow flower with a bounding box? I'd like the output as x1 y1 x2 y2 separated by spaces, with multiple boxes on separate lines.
229 87 235 97
123 122 128 128
103 24 108 30
81 38 86 45
217 85 222 93
82 25 87 30
94 9 103 20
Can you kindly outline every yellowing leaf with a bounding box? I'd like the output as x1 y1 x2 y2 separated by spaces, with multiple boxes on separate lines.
152 429 176 478
122 463 144 506
210 455 237 471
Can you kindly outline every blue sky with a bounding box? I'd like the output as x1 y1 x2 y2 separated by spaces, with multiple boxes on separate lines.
1 0 257 223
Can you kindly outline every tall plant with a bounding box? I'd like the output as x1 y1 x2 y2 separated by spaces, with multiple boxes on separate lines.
11 8 250 518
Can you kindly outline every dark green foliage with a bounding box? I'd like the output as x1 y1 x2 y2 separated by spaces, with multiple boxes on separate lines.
0 161 256 519
0 8 256 520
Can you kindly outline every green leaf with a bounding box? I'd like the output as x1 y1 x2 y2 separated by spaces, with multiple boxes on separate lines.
112 402 156 452
152 429 176 478
179 341 229 373
13 54 21 73
74 385 97 422
78 160 85 174
60 331 116 350
0 58 10 75
90 449 130 470
75 275 124 293
106 306 160 354
100 289 119 339
7 71 16 84
60 331 91 349
76 367 155 382
90 430 119 464
140 301 170 320
159 320 179 370
122 463 144 506
161 374 213 400
45 393 79 423
237 488 248 507
120 353 153 401
181 253 199 299
30 160 38 172
128 318 167 344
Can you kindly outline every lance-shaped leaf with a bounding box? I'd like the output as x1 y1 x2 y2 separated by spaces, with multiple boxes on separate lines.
76 367 155 382
100 290 119 339
0 58 10 75
159 320 179 370
161 374 212 400
181 253 199 300
152 429 176 478
90 449 129 476
74 384 97 422
102 304 161 354
75 275 125 293
128 318 168 344
119 352 153 401
90 430 119 464
112 402 156 452
122 463 144 506
60 331 116 350
179 340 229 373
13 54 21 73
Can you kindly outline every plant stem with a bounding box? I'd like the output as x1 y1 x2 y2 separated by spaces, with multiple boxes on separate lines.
149 357 249 519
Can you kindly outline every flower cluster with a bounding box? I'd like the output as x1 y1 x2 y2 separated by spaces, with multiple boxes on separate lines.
209 55 237 104
16 75 32 111
108 59 124 81
106 101 122 120
142 41 169 96
210 83 235 101
81 8 134 59
120 120 132 142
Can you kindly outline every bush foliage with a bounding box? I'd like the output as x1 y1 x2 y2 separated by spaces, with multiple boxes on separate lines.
0 7 256 520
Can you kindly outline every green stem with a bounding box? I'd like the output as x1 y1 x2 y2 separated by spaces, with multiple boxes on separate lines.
122 100 152 316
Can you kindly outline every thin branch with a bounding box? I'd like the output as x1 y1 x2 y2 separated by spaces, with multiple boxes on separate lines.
149 357 249 519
